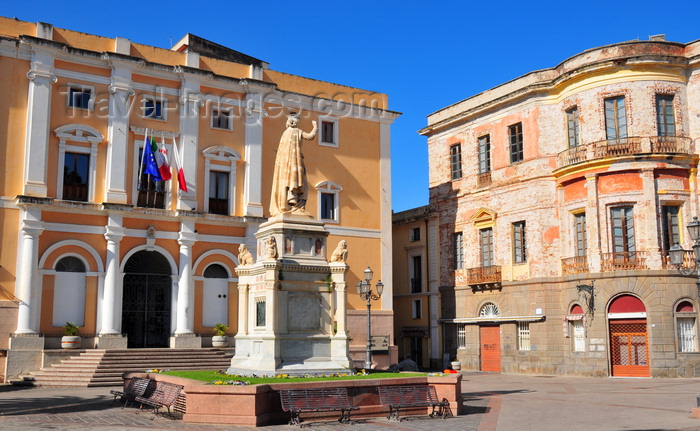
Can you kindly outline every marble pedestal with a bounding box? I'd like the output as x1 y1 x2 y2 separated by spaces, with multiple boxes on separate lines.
228 213 352 376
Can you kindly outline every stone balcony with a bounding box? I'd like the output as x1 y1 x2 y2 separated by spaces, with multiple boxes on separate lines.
557 136 693 168
466 265 501 290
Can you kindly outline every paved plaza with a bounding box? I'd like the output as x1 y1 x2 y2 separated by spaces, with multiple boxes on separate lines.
1 372 700 430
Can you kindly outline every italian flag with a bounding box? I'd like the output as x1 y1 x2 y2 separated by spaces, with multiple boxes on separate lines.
172 137 188 192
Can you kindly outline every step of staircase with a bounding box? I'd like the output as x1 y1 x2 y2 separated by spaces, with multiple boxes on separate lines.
13 348 234 387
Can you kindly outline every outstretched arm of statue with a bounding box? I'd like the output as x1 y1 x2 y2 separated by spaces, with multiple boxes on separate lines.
302 120 318 140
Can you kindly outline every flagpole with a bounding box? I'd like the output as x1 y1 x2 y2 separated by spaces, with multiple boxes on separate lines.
138 128 149 190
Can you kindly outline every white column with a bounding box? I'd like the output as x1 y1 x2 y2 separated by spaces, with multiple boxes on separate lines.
101 214 125 334
244 91 264 216
175 221 196 334
105 65 133 203
177 77 201 211
237 283 249 336
23 51 56 197
15 211 44 334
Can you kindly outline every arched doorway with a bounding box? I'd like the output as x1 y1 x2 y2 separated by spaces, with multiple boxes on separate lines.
122 250 172 348
479 302 501 372
608 294 649 377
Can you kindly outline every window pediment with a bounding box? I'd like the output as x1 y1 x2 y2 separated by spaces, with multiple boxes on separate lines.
471 207 497 229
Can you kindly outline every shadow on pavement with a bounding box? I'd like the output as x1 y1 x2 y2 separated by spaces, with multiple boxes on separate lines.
0 394 115 416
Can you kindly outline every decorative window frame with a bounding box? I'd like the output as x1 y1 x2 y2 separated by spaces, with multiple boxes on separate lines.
318 115 339 147
66 83 95 111
142 94 167 121
130 128 178 209
203 146 241 215
315 180 342 223
54 124 103 202
210 105 234 131
674 299 699 353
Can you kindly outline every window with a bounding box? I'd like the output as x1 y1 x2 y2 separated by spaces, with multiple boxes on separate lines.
574 212 587 257
211 106 233 130
203 146 240 215
316 181 342 222
478 135 491 174
480 302 500 317
411 255 422 293
256 298 266 327
508 123 523 163
137 147 166 209
63 152 89 202
611 206 635 255
450 144 462 180
604 96 627 140
676 301 698 352
656 94 675 137
513 221 526 263
661 205 681 254
321 193 335 220
569 304 586 352
67 85 92 110
143 97 165 120
479 228 494 267
412 298 422 319
410 227 420 242
208 171 229 215
55 124 102 203
518 322 530 350
453 232 464 270
566 107 580 148
319 116 338 147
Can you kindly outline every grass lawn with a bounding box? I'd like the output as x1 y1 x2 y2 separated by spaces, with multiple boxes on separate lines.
162 370 427 385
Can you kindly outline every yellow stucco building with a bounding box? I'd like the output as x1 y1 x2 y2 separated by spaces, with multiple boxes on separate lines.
0 18 399 381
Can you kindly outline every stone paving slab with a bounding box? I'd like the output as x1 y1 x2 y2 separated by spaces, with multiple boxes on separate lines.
1 372 700 430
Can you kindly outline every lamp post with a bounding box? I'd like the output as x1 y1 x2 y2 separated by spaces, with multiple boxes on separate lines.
356 266 383 370
669 216 700 298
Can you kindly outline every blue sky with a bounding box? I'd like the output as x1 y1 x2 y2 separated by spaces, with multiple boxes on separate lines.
5 1 700 212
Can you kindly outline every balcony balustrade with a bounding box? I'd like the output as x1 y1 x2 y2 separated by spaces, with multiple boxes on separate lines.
601 251 648 272
467 265 501 289
661 249 695 269
557 136 692 168
561 255 588 275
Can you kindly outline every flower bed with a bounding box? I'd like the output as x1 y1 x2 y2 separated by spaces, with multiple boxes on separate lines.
123 371 463 426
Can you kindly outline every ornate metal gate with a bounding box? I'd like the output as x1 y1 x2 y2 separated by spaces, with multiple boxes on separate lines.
610 321 649 377
122 251 172 348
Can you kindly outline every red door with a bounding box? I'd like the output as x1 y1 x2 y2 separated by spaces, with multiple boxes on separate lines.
610 320 650 377
480 325 501 372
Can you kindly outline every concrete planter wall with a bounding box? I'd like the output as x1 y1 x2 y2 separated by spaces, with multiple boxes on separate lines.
124 372 463 426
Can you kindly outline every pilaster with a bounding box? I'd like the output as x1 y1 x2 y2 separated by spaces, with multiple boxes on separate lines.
177 76 201 211
243 91 264 216
585 174 602 273
105 64 134 203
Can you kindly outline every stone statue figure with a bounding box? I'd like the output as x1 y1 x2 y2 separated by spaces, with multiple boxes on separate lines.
270 115 318 216
238 244 254 266
265 236 278 260
330 240 348 263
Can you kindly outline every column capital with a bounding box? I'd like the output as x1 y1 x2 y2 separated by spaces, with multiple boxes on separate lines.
178 232 197 246
21 220 44 237
104 225 126 242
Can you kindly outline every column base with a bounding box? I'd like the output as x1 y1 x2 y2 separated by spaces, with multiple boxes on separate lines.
170 333 201 348
96 334 127 349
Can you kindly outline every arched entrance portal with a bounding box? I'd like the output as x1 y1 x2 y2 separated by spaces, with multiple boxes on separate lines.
122 250 172 348
608 295 649 377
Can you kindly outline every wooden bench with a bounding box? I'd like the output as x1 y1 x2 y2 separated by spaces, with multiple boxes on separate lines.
135 381 184 419
110 377 152 407
279 387 358 426
377 385 451 421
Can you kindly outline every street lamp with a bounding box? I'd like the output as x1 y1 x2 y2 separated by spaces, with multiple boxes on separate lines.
669 216 700 298
356 266 383 370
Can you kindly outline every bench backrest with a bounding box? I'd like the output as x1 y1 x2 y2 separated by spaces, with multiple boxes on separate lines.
378 385 440 405
280 388 351 411
149 381 184 406
125 377 151 398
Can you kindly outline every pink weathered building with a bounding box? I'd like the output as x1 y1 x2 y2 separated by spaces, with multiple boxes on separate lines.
420 36 700 377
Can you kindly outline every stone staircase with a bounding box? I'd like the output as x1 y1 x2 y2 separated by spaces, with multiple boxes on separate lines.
14 348 234 387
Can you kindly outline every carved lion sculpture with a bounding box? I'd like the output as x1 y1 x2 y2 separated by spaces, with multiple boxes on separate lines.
238 244 254 266
330 240 348 263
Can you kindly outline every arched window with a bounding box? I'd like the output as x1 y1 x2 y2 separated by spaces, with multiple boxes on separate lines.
479 302 499 317
569 304 585 352
202 264 229 327
675 300 698 352
52 256 87 327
